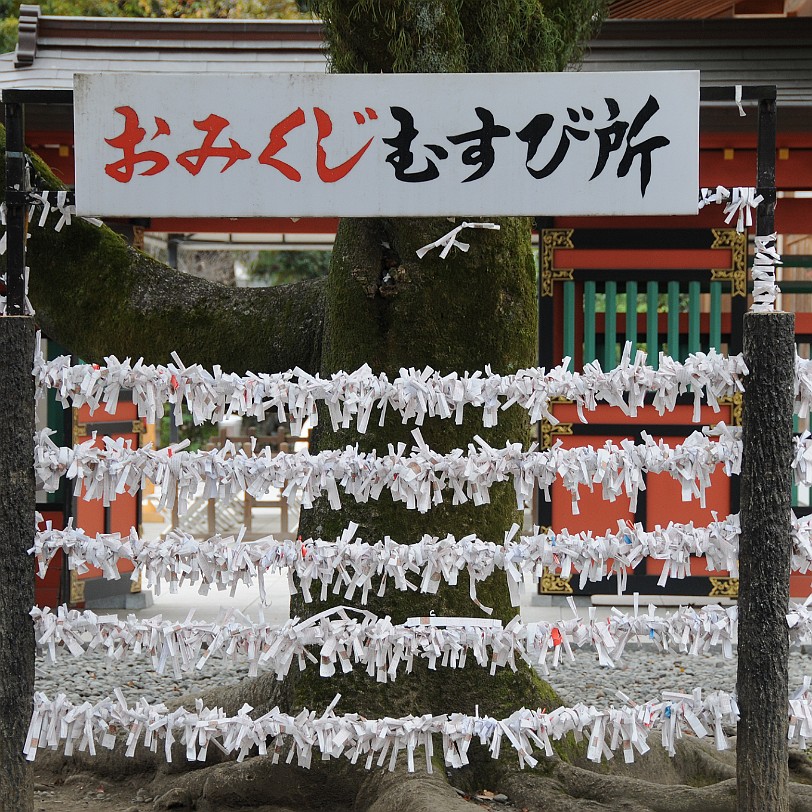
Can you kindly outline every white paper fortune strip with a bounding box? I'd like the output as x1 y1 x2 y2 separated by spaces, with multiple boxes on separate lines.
31 604 522 680
415 222 501 259
1 188 101 313
789 677 812 750
35 508 812 606
26 190 103 233
0 223 34 316
31 605 511 679
0 194 102 259
37 509 788 608
795 355 812 423
33 424 743 516
42 598 804 681
24 686 744 767
792 433 812 486
33 337 747 432
698 186 763 233
751 232 781 313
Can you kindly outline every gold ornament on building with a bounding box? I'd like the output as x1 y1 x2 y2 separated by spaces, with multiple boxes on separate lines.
708 576 739 599
540 568 574 594
710 229 747 298
540 229 575 297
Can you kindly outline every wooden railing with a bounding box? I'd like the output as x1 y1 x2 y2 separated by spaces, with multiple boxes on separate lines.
169 426 308 540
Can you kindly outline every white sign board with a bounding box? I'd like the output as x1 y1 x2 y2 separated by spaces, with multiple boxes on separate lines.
74 71 699 218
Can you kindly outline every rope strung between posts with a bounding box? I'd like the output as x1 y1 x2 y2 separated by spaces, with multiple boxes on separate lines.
33 599 812 680
37 346 812 425
38 511 812 603
33 424 743 516
24 686 750 767
51 426 812 516
36 345 812 432
33 337 747 431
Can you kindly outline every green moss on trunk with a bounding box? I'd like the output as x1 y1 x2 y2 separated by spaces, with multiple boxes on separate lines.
0 129 325 373
27 224 326 373
287 0 607 775
290 214 556 774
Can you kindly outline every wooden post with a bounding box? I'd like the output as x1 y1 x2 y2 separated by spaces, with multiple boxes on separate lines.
1 96 35 812
737 93 794 812
207 498 216 536
0 317 36 812
737 310 794 812
244 492 253 536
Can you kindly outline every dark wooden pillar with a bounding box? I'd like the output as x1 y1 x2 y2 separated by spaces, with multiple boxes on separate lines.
737 93 793 812
0 317 36 812
737 309 794 812
1 96 35 812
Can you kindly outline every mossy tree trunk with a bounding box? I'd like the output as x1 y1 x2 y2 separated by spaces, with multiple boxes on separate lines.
285 0 606 771
291 215 550 721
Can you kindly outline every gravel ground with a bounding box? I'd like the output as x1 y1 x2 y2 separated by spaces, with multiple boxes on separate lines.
34 642 812 710
35 651 255 707
546 645 812 707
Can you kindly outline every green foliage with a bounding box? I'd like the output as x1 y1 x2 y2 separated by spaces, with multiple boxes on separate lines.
158 407 219 451
0 16 15 52
593 291 689 313
0 0 310 53
41 0 303 16
313 0 608 74
248 249 331 286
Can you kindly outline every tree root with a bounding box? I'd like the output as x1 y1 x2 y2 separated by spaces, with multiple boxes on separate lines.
355 765 475 812
150 759 354 811
28 674 812 812
503 766 740 812
31 733 812 812
499 735 812 812
145 755 472 812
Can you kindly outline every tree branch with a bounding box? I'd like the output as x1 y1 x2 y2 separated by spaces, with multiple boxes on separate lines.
29 232 325 372
1 127 325 373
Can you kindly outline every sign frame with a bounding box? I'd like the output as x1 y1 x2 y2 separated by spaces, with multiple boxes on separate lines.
74 70 700 218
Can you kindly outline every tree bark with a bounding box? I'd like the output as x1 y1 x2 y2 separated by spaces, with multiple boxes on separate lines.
0 131 326 374
291 215 554 731
0 317 36 812
737 310 795 812
286 3 607 744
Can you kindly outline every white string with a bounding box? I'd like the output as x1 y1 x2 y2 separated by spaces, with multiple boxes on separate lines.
24 686 747 767
33 424 743 517
33 336 747 432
